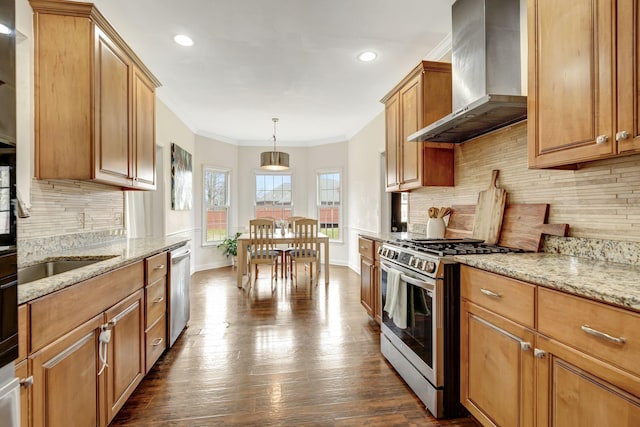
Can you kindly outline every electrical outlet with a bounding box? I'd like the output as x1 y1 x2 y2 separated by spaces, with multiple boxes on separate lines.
77 212 85 228
114 212 123 225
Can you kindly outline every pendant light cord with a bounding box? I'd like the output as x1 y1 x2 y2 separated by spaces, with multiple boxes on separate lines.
272 117 279 151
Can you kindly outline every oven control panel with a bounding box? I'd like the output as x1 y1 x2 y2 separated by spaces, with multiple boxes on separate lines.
379 244 439 277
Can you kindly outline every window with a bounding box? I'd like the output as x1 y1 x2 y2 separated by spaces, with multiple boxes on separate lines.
255 173 293 220
317 171 341 240
203 167 229 244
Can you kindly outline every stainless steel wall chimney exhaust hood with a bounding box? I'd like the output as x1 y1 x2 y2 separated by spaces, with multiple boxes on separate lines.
409 0 526 144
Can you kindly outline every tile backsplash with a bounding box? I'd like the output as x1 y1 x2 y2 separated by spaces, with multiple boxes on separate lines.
410 121 640 242
18 179 125 240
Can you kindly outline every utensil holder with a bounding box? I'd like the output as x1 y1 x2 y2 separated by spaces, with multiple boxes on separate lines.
426 218 445 239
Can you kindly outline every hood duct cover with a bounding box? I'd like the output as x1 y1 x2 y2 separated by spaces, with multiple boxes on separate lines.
409 0 526 144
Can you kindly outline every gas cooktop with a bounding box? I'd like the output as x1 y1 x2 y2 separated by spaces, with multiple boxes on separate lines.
392 238 525 257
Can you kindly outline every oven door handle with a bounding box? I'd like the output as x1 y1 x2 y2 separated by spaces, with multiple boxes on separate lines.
381 261 435 291
400 274 435 292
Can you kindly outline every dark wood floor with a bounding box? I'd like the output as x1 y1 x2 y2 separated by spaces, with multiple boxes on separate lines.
111 265 479 426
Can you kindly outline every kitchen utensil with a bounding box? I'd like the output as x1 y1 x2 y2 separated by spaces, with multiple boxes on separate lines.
427 218 446 239
428 207 437 218
472 170 507 244
438 207 451 218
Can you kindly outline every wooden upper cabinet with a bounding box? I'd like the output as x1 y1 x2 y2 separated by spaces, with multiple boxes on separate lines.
31 0 160 190
381 61 454 192
616 0 640 154
528 0 640 168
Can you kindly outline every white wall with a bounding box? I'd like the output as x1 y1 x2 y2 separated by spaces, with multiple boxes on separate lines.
346 111 386 272
307 142 349 265
192 134 239 271
155 100 195 238
16 0 34 207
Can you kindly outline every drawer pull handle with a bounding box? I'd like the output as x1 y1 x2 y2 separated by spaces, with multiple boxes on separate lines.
152 297 165 304
581 325 626 345
154 264 165 270
480 288 501 298
152 337 164 347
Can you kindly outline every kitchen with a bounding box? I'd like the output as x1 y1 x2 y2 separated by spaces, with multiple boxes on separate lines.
2 0 640 425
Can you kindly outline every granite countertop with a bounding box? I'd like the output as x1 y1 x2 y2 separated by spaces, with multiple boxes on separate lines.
453 253 640 312
18 236 189 304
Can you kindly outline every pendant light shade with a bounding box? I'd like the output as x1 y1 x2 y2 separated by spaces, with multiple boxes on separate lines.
260 118 289 170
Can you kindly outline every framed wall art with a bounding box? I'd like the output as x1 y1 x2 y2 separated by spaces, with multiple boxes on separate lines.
171 143 193 210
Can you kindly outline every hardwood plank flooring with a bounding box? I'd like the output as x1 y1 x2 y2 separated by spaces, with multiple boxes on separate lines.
111 266 478 426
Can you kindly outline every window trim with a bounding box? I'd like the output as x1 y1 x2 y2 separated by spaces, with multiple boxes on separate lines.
202 165 230 247
316 168 343 243
253 169 294 219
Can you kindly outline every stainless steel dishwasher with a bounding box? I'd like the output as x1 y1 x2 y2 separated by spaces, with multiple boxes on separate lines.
168 245 191 347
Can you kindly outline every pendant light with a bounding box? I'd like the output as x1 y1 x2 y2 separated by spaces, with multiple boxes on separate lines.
260 118 290 171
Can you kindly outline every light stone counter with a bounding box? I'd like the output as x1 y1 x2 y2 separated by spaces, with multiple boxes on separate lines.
18 236 189 304
453 253 640 312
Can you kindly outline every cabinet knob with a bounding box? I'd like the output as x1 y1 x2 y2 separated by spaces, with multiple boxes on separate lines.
20 376 34 388
534 348 546 359
520 342 531 351
616 130 630 141
595 135 609 144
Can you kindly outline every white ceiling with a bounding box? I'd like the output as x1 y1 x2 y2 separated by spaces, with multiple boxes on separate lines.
91 0 454 146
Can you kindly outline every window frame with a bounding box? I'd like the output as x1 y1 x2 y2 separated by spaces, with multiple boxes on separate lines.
253 170 294 220
202 165 231 246
316 168 342 243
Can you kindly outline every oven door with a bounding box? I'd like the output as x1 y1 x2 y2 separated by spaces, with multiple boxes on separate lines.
380 260 441 387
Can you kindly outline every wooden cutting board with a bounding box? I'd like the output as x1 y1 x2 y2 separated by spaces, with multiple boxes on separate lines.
445 203 569 251
471 170 507 245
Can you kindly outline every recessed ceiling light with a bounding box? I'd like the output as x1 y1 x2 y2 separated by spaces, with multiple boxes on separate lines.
174 34 194 47
357 51 377 62
0 24 11 35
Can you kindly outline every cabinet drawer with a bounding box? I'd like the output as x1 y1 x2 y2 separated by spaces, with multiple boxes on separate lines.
538 287 640 377
145 277 166 329
145 251 167 284
145 314 166 373
460 266 536 328
358 237 374 259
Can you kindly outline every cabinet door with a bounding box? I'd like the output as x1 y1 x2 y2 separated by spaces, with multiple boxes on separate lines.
399 73 422 190
385 92 400 191
617 0 640 154
460 301 535 427
132 68 156 189
94 26 132 185
360 257 373 316
105 289 145 423
536 335 640 427
30 314 103 427
528 0 616 167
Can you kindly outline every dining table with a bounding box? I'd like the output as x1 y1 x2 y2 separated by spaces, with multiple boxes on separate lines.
236 230 330 287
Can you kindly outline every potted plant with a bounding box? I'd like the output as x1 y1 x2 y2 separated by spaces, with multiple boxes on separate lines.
218 232 241 266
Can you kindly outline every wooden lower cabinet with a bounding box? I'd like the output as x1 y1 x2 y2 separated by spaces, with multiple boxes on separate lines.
460 300 535 427
360 256 374 316
461 265 640 426
105 289 145 423
536 335 640 427
15 359 30 427
29 314 103 427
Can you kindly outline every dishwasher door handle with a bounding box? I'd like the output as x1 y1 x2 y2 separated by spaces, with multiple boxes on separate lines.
171 249 191 264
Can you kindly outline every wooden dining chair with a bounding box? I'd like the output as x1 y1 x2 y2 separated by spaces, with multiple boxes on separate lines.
247 218 279 290
281 216 305 278
289 218 320 286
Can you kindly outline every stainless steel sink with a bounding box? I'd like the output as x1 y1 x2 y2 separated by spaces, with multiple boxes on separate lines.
18 258 114 284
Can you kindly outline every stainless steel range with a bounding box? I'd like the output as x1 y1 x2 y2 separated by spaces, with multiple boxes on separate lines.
378 238 523 419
